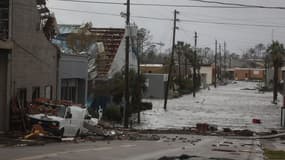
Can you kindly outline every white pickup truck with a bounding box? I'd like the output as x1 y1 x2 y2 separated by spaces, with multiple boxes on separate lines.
28 106 98 137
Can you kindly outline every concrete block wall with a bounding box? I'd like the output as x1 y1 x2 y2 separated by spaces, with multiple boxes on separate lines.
10 0 58 101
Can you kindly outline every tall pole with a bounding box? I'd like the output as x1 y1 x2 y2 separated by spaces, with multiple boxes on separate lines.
184 55 187 78
164 10 179 110
177 41 183 85
219 44 222 81
124 0 130 128
224 41 227 80
214 40 217 88
193 32 198 98
137 32 141 124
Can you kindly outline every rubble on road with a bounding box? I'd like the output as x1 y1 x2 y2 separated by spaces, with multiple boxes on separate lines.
133 123 257 137
24 124 46 140
158 154 199 160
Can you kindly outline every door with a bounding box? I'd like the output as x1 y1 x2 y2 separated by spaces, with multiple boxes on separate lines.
62 107 74 137
0 54 8 132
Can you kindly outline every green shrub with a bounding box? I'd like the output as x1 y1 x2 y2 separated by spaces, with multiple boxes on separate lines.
103 104 122 122
179 79 193 90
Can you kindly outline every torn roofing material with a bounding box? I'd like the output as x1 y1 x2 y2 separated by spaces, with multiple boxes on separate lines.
89 28 125 79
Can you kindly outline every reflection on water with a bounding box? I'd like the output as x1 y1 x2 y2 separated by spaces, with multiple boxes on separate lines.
137 82 282 132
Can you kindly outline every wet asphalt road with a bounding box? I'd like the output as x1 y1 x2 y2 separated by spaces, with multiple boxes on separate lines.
0 135 263 160
139 81 282 132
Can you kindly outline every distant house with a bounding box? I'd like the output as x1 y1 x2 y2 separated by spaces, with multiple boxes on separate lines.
143 73 168 99
0 0 58 131
200 65 216 86
140 64 166 74
233 68 265 81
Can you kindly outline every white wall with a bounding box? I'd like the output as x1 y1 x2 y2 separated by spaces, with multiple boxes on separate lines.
108 30 138 78
58 54 88 103
200 66 213 85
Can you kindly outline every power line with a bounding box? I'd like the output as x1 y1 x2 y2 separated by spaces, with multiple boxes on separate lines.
50 7 119 17
126 3 244 9
50 7 285 28
53 0 271 9
50 7 173 21
188 0 285 10
180 19 285 28
54 0 124 5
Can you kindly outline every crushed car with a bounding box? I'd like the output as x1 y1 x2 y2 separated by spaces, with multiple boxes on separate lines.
27 105 98 137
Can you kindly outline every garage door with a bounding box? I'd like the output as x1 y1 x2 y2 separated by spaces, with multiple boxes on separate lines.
0 54 8 132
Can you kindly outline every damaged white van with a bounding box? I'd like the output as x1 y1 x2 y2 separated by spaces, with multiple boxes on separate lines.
27 106 98 137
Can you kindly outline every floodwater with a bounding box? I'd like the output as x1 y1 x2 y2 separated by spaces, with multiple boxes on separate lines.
138 81 283 132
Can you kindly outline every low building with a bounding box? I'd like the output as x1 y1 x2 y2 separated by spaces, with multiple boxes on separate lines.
58 54 88 104
233 68 265 81
143 73 168 99
200 65 215 86
140 64 166 74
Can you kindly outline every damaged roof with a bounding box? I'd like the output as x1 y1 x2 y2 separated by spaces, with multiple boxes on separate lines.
89 28 125 80
54 25 126 80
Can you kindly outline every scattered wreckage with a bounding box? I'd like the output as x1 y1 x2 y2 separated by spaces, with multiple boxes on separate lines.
22 98 103 139
27 105 98 138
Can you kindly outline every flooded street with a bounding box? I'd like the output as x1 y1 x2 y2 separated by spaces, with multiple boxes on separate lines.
139 82 282 132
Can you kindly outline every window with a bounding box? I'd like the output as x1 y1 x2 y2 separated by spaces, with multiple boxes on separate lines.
61 79 78 102
17 88 27 107
0 0 9 40
44 85 52 99
32 87 40 100
253 70 260 75
61 86 76 102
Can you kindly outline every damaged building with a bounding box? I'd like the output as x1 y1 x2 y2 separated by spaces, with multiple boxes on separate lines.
0 0 58 132
53 24 138 108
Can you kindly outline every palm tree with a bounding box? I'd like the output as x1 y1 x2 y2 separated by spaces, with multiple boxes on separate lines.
267 41 285 103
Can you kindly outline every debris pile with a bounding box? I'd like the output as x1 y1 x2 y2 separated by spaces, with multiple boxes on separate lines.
28 98 77 115
158 154 198 160
134 123 256 137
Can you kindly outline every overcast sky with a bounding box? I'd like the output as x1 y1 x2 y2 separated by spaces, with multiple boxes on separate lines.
47 0 285 54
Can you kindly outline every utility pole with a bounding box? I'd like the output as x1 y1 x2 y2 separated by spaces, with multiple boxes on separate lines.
193 32 198 98
224 41 227 80
177 41 184 86
136 31 142 124
229 56 232 68
123 0 130 128
184 52 188 78
164 10 179 110
219 44 222 81
214 40 217 88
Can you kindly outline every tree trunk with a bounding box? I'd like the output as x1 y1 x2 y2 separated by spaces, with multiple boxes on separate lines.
273 64 278 103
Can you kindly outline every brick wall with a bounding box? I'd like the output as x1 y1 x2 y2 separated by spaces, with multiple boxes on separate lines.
234 69 265 81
